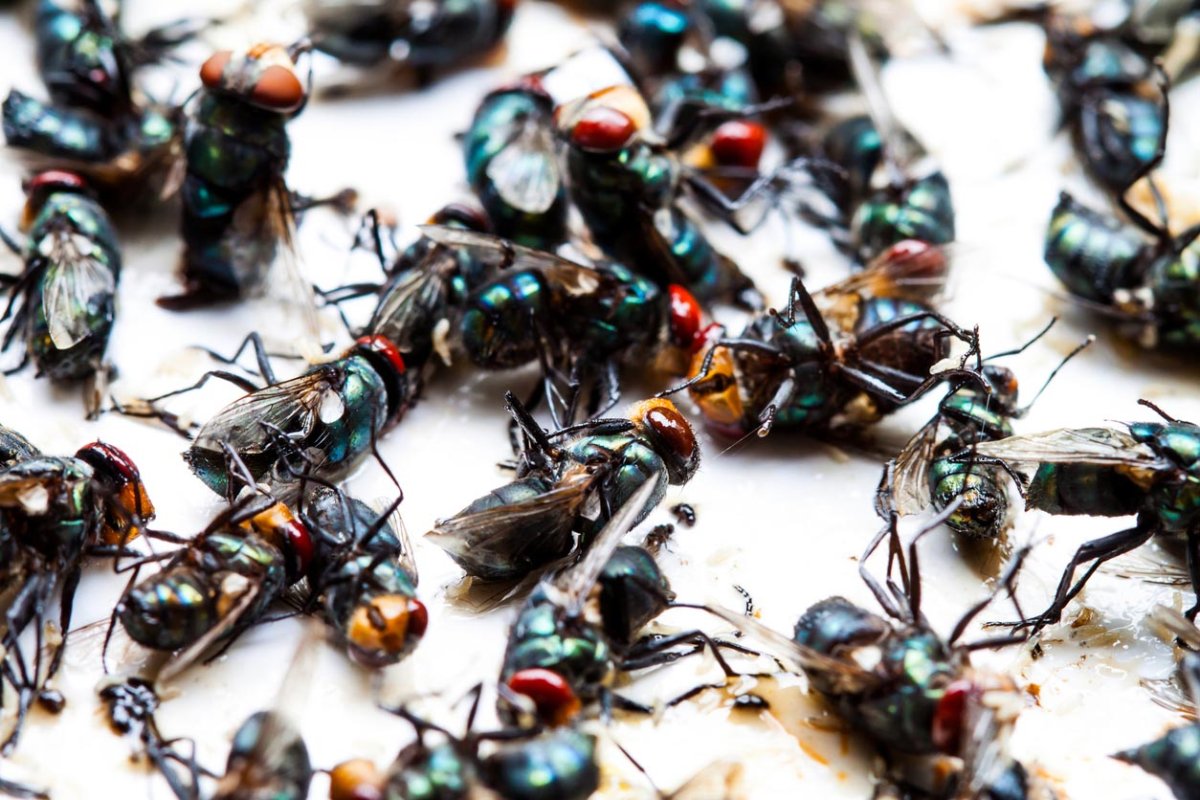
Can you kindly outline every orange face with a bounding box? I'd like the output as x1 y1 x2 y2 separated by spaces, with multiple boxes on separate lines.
74 442 155 545
328 759 385 800
686 329 745 437
345 595 428 664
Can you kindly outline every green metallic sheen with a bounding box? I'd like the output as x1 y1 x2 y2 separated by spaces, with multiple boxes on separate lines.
221 711 312 800
387 742 470 800
1044 192 1146 302
481 730 599 800
854 172 954 257
185 353 389 499
501 585 613 702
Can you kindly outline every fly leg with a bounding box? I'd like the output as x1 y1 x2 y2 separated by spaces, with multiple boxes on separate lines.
1185 525 1200 621
290 188 358 219
1005 522 1155 631
38 565 82 708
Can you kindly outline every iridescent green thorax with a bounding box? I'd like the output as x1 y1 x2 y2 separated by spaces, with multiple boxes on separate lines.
186 354 390 499
501 587 612 701
565 433 670 522
925 387 1016 539
853 172 954 257
222 711 312 800
179 91 291 297
565 263 663 358
1116 724 1200 800
387 742 471 800
566 142 731 301
1044 192 1146 303
464 88 565 248
480 730 599 800
461 271 547 368
1076 91 1163 189
1130 421 1200 532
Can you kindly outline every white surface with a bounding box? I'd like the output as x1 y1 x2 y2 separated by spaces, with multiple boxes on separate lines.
0 1 1198 797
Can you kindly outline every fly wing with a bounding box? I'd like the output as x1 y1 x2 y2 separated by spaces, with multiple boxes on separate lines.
366 257 454 352
191 366 343 459
552 478 658 616
425 470 597 579
418 225 606 296
819 243 948 305
888 418 941 515
265 177 324 361
701 605 882 695
486 123 561 214
37 228 117 350
372 493 417 585
966 427 1166 470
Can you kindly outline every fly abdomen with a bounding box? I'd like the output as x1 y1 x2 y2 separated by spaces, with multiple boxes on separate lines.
1077 90 1163 192
2 91 116 162
1044 193 1146 303
1027 462 1145 517
118 567 219 651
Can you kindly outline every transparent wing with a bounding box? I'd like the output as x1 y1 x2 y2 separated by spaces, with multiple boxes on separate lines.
425 470 597 576
37 229 116 350
553 478 658 616
889 418 941 515
967 427 1166 470
418 225 607 297
486 124 561 214
701 605 882 695
191 366 343 457
366 256 454 351
819 242 948 305
373 494 417 584
265 177 324 361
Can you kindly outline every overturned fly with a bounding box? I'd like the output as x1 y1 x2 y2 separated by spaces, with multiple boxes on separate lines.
2 0 195 196
300 484 427 668
0 170 122 417
679 240 981 439
427 395 699 582
0 426 153 752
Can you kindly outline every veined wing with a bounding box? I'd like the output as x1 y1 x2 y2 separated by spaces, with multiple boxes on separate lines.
820 242 948 305
888 417 942 515
419 225 607 297
486 123 561 214
965 427 1166 470
425 470 597 579
36 228 116 350
366 255 454 351
191 365 347 457
552 478 658 616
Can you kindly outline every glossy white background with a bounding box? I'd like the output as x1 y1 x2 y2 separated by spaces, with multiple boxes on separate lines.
0 0 1199 796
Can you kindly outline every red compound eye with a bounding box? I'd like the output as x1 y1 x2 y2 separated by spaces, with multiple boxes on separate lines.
406 598 429 640
507 668 581 726
571 106 636 152
667 284 702 348
199 50 232 89
932 680 977 754
354 335 406 377
710 120 767 168
26 170 87 196
75 441 140 485
874 239 947 283
646 404 696 461
251 64 305 111
282 518 314 576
